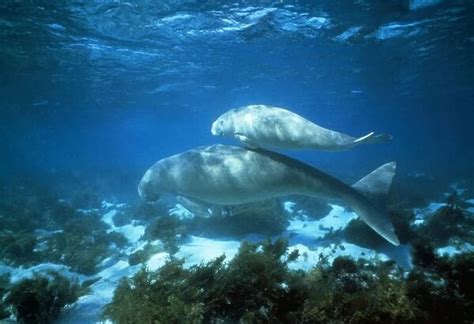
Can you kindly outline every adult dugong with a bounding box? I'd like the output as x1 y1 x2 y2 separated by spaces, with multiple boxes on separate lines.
138 145 400 245
211 105 392 151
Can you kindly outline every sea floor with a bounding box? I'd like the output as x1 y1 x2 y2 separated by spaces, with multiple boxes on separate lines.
0 189 473 323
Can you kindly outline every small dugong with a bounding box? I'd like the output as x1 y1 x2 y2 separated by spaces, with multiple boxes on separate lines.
138 145 399 245
211 105 392 151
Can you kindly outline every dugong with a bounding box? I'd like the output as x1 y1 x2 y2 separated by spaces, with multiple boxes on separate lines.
211 105 392 151
138 145 399 245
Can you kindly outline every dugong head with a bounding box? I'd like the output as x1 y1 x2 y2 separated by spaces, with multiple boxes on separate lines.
138 168 161 202
211 111 235 136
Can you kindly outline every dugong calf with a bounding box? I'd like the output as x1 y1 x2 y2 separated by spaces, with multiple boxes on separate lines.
211 105 392 151
138 145 399 245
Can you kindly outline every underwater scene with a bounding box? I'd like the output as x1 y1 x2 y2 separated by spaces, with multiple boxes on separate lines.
1 0 473 323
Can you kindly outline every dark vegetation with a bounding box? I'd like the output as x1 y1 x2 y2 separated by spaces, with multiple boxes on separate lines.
104 238 474 323
0 231 38 266
415 204 474 247
407 193 474 250
409 243 474 323
2 272 87 323
1 183 474 322
143 214 187 254
104 239 302 323
0 273 9 320
128 242 164 266
0 190 127 274
0 191 291 272
43 212 128 274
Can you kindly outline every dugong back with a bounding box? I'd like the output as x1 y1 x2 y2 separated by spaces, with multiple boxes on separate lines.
139 145 316 205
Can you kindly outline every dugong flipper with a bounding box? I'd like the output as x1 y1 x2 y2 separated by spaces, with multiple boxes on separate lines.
138 145 400 245
211 105 392 151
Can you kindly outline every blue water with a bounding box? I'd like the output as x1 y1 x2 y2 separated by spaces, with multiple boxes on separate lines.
1 2 474 322
1 0 473 199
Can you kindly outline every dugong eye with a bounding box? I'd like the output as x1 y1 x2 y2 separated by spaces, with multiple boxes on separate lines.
220 120 224 125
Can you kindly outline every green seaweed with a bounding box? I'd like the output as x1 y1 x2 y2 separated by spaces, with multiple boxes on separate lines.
408 243 474 323
103 238 300 323
407 258 473 322
103 260 206 323
301 257 417 323
0 190 128 273
0 231 38 266
415 205 474 247
0 199 44 232
46 202 78 227
144 214 187 254
104 238 474 323
128 242 165 266
43 212 127 274
0 193 81 233
0 273 10 320
5 272 83 323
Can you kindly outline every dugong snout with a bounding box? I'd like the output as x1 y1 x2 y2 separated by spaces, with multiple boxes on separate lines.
138 170 160 202
211 119 224 136
211 121 220 136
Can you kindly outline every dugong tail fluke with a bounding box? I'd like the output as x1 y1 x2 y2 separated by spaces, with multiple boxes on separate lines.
350 132 393 148
351 161 399 246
